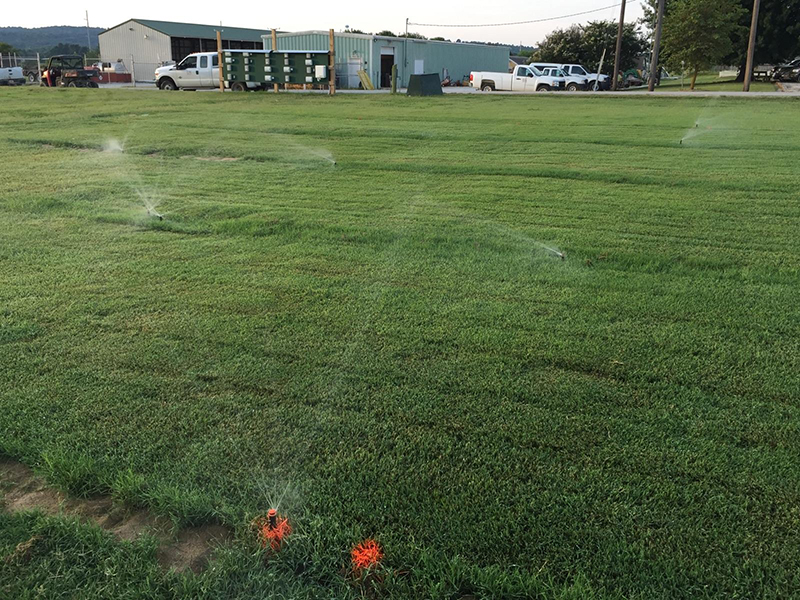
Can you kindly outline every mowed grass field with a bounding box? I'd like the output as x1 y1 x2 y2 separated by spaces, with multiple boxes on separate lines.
1 87 799 599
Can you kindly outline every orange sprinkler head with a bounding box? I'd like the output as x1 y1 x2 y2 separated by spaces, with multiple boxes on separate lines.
254 510 291 551
351 539 383 573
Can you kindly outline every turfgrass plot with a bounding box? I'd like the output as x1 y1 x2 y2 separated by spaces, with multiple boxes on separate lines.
1 87 799 599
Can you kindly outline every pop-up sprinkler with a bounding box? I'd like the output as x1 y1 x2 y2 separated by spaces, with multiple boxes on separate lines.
351 539 383 574
254 509 291 551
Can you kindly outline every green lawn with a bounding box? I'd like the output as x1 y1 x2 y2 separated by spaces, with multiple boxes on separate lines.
1 87 799 599
649 72 777 92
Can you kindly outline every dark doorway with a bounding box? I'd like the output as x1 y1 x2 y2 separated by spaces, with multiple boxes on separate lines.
380 54 394 88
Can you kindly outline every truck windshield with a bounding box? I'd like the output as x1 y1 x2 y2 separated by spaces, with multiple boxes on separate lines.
573 66 588 76
529 66 543 76
180 56 197 68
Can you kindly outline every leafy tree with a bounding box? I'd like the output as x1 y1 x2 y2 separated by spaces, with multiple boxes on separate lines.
660 0 746 88
643 0 800 79
531 21 646 73
376 30 396 37
0 42 18 54
344 27 367 34
397 32 427 39
530 25 583 64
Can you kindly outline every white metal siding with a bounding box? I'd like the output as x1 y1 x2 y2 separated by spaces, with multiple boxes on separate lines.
99 20 171 82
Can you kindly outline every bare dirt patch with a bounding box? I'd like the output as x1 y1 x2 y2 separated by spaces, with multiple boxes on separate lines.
181 155 239 162
0 458 232 573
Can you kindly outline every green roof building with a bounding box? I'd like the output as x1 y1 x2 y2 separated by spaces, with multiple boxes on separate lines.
99 18 268 80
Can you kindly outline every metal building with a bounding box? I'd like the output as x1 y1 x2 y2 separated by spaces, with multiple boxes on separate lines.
99 19 267 81
264 31 509 89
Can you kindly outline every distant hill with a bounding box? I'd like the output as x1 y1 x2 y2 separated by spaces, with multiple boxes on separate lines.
0 26 104 53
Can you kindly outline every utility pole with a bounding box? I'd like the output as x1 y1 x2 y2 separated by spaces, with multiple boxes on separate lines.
85 10 92 50
611 0 626 90
743 0 761 92
648 0 665 92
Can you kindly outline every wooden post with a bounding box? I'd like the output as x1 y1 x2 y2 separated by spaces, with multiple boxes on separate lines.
743 0 761 92
36 53 42 85
648 0 665 92
595 48 606 91
216 30 224 92
130 54 136 87
329 28 335 95
611 0 626 91
271 29 278 93
391 63 397 93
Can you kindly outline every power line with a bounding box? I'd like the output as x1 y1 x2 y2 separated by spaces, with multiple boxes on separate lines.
408 1 637 28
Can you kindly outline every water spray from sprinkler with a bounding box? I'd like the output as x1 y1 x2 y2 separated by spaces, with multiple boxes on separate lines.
147 208 163 220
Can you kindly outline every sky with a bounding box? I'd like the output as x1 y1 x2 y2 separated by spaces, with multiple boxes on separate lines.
3 0 645 46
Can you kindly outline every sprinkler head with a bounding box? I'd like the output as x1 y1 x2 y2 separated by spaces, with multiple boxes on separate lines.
680 139 682 145
267 509 278 530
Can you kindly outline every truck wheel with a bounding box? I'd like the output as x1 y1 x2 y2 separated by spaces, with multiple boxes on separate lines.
159 78 177 91
89 81 99 88
566 83 579 92
231 82 248 92
27 73 37 83
796 73 800 83
481 83 494 92
537 85 551 92
67 81 77 88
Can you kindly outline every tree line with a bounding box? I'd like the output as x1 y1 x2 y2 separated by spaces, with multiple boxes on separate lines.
531 0 799 87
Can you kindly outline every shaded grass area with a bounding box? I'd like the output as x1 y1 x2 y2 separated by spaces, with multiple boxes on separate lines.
1 87 799 598
648 72 777 92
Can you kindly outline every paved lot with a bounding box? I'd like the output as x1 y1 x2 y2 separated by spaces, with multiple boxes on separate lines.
93 82 800 97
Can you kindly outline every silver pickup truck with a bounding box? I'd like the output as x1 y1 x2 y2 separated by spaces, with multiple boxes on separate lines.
0 66 26 86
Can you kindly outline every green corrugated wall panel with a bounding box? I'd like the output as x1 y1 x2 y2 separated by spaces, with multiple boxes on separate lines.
371 38 509 88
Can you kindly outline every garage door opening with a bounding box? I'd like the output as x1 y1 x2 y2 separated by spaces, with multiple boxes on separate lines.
380 47 395 88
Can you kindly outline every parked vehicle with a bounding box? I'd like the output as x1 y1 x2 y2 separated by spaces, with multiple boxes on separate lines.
156 52 259 91
470 65 565 92
620 68 645 88
560 64 610 91
40 55 98 88
772 57 800 82
530 63 588 91
0 66 26 86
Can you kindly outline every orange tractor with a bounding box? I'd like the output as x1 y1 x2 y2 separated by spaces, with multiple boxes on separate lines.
41 55 99 88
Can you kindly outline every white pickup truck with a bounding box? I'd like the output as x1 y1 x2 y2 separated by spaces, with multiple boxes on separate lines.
155 52 260 91
470 65 565 92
